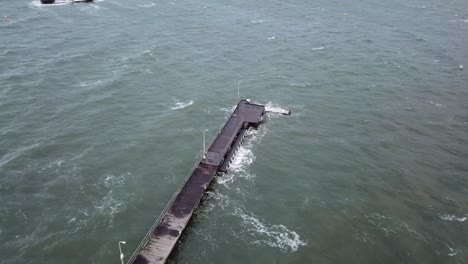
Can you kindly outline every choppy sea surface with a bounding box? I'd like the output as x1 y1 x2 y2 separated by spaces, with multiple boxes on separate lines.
1 0 467 263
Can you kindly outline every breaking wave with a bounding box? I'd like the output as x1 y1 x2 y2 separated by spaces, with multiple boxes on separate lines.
228 142 255 173
235 208 307 252
171 100 193 110
217 126 267 186
264 102 290 116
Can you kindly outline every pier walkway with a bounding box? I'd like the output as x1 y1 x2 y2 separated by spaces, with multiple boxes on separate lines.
128 100 265 264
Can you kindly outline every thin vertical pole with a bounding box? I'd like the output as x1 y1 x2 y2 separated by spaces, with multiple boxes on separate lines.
203 130 206 155
119 241 126 264
237 80 241 99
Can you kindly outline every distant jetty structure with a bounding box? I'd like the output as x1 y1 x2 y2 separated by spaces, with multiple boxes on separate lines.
40 0 94 4
127 99 289 264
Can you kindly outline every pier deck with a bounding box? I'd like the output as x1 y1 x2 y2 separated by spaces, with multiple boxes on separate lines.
129 100 265 264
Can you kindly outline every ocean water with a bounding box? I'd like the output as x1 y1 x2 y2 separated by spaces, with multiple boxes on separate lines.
1 0 467 263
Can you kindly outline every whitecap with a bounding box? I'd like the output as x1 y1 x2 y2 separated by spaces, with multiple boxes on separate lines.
171 100 193 110
267 36 276 40
235 208 307 252
139 2 156 8
439 213 467 222
250 19 264 24
311 46 324 51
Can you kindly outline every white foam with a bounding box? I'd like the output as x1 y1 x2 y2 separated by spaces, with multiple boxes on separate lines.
265 102 290 115
139 2 156 8
46 159 64 169
217 143 254 186
235 208 307 252
446 244 460 256
91 173 130 225
206 191 231 211
365 213 426 241
267 36 276 40
217 132 256 185
69 173 130 231
250 19 264 24
439 213 467 222
103 173 126 188
144 50 154 57
78 80 103 87
93 194 125 223
171 100 193 110
228 144 255 172
312 46 324 51
217 126 268 186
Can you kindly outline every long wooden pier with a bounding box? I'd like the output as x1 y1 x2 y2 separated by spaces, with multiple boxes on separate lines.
128 99 266 264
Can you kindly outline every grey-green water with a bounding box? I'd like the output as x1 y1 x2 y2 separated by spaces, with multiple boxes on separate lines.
1 0 467 263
